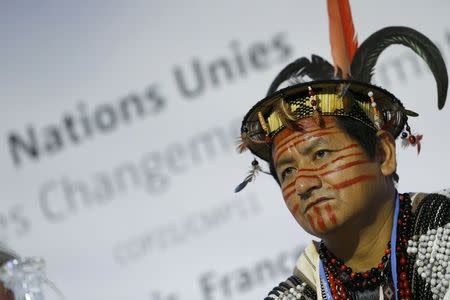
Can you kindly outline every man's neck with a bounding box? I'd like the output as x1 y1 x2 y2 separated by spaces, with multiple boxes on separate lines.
321 188 396 272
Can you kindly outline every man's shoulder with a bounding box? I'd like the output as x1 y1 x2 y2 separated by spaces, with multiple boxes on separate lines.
409 189 450 214
263 275 317 300
409 190 450 235
407 190 450 299
263 242 320 299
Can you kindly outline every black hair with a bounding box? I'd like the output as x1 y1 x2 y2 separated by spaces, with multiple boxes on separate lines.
268 116 399 184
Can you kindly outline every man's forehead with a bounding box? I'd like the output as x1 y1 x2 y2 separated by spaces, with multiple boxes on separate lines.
271 117 347 163
272 116 339 146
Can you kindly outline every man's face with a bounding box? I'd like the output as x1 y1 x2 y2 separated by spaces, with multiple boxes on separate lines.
272 116 389 237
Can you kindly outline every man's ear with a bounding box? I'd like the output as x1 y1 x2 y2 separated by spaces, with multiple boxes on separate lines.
376 130 397 176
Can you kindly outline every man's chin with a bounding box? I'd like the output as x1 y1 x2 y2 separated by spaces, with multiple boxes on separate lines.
299 220 341 237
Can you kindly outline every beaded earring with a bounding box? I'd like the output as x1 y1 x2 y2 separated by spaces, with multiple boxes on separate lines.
234 158 270 193
400 122 423 154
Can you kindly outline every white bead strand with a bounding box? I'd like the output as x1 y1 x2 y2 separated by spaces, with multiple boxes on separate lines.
408 222 450 299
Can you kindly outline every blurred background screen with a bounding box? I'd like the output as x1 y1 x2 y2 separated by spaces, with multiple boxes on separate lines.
1 1 450 299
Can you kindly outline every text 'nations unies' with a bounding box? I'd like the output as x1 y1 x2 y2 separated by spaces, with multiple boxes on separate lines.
6 33 293 168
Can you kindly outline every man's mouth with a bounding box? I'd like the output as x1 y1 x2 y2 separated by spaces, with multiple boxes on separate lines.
304 197 333 213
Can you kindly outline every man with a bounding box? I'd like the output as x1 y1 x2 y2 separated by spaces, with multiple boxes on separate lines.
235 1 449 299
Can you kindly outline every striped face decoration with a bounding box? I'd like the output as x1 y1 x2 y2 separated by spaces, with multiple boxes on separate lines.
272 116 382 236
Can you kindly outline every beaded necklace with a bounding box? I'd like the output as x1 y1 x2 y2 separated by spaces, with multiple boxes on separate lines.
318 193 413 300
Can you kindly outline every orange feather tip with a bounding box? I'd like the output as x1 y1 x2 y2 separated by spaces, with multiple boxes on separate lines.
327 0 358 78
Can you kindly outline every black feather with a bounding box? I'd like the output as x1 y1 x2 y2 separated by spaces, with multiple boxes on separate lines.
267 57 310 96
403 109 419 117
308 55 336 79
266 55 335 96
234 173 254 193
351 26 448 109
234 180 249 193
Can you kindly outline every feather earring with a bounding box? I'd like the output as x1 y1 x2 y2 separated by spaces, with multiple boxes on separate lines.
404 134 423 154
400 123 423 154
401 133 423 154
234 159 270 193
414 134 423 154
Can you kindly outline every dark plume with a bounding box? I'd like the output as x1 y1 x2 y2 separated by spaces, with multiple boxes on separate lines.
351 26 448 109
266 55 335 96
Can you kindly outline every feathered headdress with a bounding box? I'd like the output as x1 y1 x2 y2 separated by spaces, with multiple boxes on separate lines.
235 0 448 191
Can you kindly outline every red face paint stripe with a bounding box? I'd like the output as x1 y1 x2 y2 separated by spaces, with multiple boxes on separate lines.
307 214 317 231
325 204 337 225
284 189 297 200
292 203 299 215
298 151 364 172
283 174 321 200
281 154 367 200
277 143 358 181
274 130 342 160
331 175 376 190
274 130 343 161
336 143 359 152
279 144 362 201
275 126 337 149
330 152 364 164
282 181 295 193
283 166 373 201
295 159 372 179
313 207 326 231
282 182 296 201
319 159 371 176
283 161 370 199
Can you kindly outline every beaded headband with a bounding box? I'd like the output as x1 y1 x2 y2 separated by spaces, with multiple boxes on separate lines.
234 1 448 192
239 80 415 163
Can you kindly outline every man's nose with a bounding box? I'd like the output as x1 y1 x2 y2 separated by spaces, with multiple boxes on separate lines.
295 175 322 199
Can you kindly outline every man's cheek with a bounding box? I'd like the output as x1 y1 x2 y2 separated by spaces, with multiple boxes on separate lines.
324 163 378 191
282 182 296 202
290 203 300 216
324 203 337 225
306 214 317 232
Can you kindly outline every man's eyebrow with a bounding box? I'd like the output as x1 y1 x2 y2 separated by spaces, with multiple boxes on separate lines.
274 137 329 169
274 156 294 169
301 137 328 155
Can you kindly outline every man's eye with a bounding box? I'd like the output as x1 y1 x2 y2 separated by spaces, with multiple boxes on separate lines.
281 167 297 181
314 149 330 160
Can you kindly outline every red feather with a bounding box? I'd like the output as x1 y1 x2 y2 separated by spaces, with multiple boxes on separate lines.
327 0 358 78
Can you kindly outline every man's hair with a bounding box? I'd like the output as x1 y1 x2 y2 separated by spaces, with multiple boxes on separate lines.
268 116 399 184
